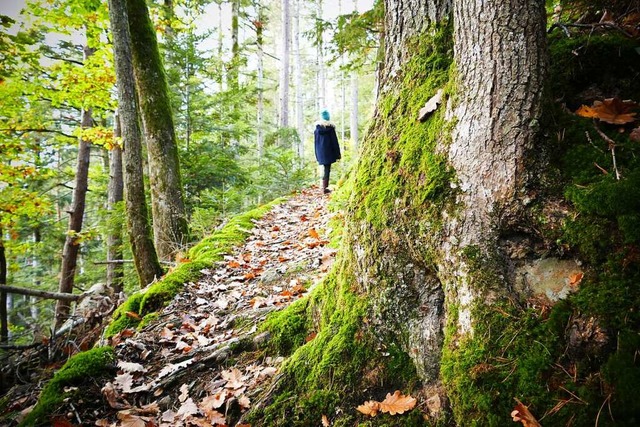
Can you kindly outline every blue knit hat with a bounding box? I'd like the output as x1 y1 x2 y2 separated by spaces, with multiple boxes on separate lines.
321 109 330 121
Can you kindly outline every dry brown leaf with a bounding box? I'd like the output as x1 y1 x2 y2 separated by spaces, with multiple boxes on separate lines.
379 390 417 415
575 98 638 125
101 382 125 409
179 384 190 403
204 409 226 425
511 398 542 427
117 412 148 427
258 367 278 380
126 311 141 320
115 373 135 393
357 400 380 417
322 414 331 426
176 398 200 419
51 418 74 427
228 260 241 268
222 368 246 389
569 272 584 287
305 332 317 342
95 419 111 427
238 395 251 409
118 361 146 374
160 327 174 341
309 228 320 239
200 392 227 410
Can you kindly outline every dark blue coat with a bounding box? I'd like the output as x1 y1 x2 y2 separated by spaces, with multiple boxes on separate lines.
314 122 341 165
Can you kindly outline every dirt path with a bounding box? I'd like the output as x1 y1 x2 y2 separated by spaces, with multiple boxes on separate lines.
89 188 336 426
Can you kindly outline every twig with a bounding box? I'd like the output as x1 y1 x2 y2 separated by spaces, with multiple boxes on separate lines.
593 162 609 175
593 122 621 180
595 393 612 427
547 22 634 38
585 131 604 153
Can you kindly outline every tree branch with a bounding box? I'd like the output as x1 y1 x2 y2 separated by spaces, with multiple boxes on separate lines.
0 128 75 139
1 285 82 302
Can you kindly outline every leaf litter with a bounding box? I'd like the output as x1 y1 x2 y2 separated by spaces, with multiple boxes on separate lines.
76 188 336 427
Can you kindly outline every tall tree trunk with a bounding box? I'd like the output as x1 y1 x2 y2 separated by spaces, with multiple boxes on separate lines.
0 231 7 344
108 0 164 287
350 72 358 151
231 0 240 88
107 113 125 294
315 0 325 111
279 0 291 130
293 0 303 164
127 0 189 261
256 13 265 161
55 75 94 328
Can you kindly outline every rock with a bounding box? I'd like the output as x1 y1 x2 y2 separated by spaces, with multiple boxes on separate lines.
253 331 271 347
515 258 583 302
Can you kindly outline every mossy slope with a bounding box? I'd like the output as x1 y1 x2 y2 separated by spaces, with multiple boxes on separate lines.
105 199 282 337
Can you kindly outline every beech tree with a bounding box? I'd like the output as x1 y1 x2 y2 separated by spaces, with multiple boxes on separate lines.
108 0 164 287
127 0 189 261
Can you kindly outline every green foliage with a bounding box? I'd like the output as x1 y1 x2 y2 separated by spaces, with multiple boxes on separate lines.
331 0 384 69
19 347 115 426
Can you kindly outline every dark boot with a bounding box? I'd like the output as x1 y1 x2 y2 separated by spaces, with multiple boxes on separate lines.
322 178 331 194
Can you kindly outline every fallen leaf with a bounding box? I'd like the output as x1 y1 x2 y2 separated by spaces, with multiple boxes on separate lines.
569 272 584 287
322 414 331 426
511 398 542 427
630 126 640 142
95 419 111 426
200 392 227 410
228 260 241 268
309 228 320 239
419 88 444 122
101 382 123 409
357 400 380 417
176 398 200 419
379 390 417 415
118 361 146 374
117 412 148 427
222 368 246 389
115 372 135 393
258 367 278 380
160 327 174 341
305 332 317 342
203 409 226 425
575 98 638 125
179 384 190 402
238 395 251 409
51 418 74 427
126 311 141 320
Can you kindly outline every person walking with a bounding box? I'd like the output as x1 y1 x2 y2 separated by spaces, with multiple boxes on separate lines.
314 109 341 194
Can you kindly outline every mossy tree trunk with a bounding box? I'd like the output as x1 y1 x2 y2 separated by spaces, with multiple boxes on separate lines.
127 0 189 261
108 0 164 287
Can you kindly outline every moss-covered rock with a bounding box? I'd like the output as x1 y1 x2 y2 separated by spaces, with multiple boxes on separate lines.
20 347 116 427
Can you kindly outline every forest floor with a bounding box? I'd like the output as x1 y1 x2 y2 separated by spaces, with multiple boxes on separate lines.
7 187 338 427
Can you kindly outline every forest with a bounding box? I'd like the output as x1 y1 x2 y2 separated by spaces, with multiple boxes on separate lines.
1 0 640 426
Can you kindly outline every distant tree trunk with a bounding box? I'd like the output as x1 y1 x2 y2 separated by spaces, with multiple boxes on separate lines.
279 0 291 130
107 113 125 294
127 0 188 261
294 0 304 164
350 72 358 151
1 231 7 344
108 0 164 287
55 74 94 328
256 13 265 161
30 227 41 321
316 0 325 111
231 0 240 88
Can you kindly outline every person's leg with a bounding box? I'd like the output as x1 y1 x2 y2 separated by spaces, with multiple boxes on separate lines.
322 164 331 194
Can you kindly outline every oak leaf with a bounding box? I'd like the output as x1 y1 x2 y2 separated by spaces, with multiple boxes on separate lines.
357 400 380 417
201 392 227 410
228 260 241 268
511 398 542 427
117 412 148 427
379 390 417 415
575 98 638 125
176 398 200 419
117 361 146 374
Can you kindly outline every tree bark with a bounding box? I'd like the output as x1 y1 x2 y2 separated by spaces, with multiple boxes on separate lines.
55 89 93 328
127 0 189 261
107 113 125 293
108 0 164 287
294 0 304 164
279 0 291 130
0 232 7 344
256 13 265 162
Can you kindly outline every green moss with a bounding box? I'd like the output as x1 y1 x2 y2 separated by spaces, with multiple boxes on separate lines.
20 347 115 426
105 198 283 337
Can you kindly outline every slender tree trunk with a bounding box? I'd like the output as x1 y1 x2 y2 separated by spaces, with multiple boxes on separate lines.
316 0 325 110
127 0 188 261
350 72 358 151
55 74 94 328
1 231 7 344
279 0 291 131
256 14 265 161
294 0 304 164
231 0 240 88
30 227 41 321
108 0 164 287
107 113 125 294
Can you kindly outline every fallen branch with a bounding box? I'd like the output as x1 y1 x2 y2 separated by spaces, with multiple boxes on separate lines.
1 285 82 302
94 259 175 266
593 122 621 180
